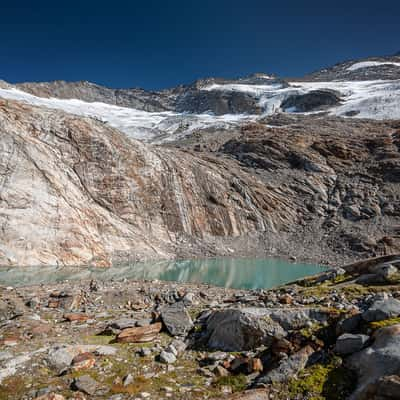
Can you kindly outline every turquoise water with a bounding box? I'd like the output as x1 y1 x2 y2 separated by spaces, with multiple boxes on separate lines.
0 258 325 289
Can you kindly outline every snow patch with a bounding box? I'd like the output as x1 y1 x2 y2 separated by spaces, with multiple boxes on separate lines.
347 61 400 71
0 88 256 143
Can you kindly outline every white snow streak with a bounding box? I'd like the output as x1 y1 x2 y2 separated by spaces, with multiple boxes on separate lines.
0 76 400 144
347 61 400 71
0 88 255 143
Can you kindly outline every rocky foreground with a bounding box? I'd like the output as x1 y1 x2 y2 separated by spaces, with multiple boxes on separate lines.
1 254 400 399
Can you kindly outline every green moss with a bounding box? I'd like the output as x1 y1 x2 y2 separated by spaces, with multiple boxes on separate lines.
213 374 247 393
369 317 400 330
82 334 114 345
287 358 356 400
299 323 323 339
332 274 352 284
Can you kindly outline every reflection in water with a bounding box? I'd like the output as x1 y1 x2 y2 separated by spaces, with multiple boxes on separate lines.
0 258 325 289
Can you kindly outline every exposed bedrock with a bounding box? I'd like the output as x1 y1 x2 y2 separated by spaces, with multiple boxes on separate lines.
0 100 295 266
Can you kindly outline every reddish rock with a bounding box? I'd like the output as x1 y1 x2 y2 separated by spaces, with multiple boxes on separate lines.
1 335 19 346
252 358 264 373
47 299 60 308
71 352 96 371
34 394 65 400
212 389 270 400
63 313 90 322
229 357 263 375
279 294 293 305
29 323 53 337
116 322 162 343
271 337 293 355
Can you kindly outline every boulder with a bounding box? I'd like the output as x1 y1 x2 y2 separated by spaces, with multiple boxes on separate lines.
256 345 314 384
0 298 25 322
109 318 138 330
336 313 362 335
372 375 400 399
346 324 400 399
116 322 162 343
335 334 370 355
63 313 90 322
159 350 176 364
362 298 400 322
34 394 65 400
46 345 117 373
71 352 96 371
160 302 193 336
71 375 103 396
205 308 286 352
211 390 269 400
269 308 329 330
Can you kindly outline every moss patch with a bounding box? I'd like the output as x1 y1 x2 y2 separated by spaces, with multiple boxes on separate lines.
287 358 356 400
213 374 247 393
82 334 114 345
369 317 400 330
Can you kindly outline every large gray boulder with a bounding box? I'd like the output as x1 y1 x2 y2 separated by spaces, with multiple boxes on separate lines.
160 302 193 337
269 308 330 330
204 308 286 351
362 298 400 322
346 324 400 399
335 333 370 355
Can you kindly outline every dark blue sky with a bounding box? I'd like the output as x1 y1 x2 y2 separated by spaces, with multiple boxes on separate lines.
1 0 399 90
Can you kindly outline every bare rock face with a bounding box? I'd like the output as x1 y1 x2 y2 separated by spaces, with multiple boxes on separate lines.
280 89 341 112
0 99 294 266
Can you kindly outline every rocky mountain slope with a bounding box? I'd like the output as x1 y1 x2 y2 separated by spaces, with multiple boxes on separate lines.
0 98 399 267
0 99 297 267
303 52 400 81
1 53 400 267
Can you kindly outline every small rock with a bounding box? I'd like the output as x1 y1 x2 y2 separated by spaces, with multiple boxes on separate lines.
213 365 229 377
165 344 178 356
71 352 96 371
135 319 152 327
334 333 370 355
279 294 293 305
63 313 89 322
110 318 137 330
123 373 134 386
182 292 196 306
138 347 152 357
34 394 65 400
159 350 177 364
169 339 187 355
71 375 102 395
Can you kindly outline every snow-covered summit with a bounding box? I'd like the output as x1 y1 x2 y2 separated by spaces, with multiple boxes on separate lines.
1 54 400 142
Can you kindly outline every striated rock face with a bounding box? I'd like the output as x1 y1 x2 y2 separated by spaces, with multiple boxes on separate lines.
0 99 294 266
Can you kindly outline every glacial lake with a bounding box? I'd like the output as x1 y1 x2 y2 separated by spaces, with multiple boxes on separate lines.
0 258 326 289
